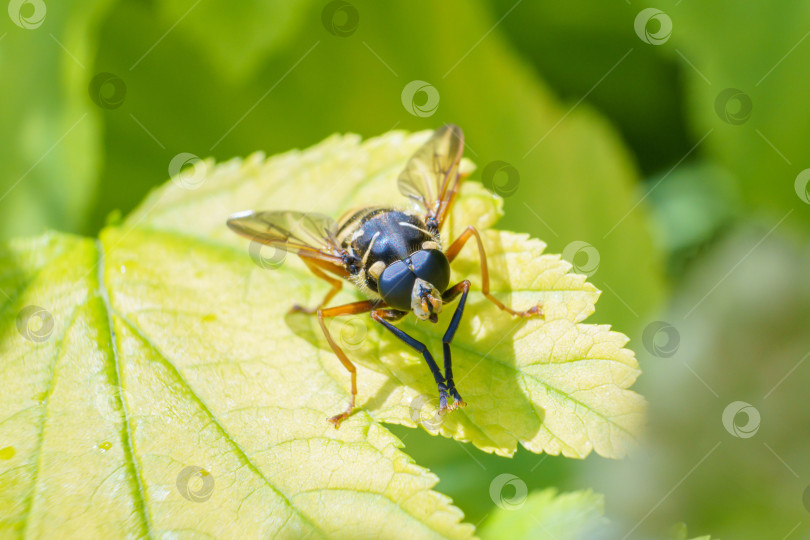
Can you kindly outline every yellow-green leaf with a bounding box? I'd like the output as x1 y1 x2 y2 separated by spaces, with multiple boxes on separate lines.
0 232 472 538
478 488 714 540
668 521 714 540
0 128 644 536
128 129 644 458
479 488 608 540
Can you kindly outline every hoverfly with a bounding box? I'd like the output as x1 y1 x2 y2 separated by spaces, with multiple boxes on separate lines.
227 125 542 427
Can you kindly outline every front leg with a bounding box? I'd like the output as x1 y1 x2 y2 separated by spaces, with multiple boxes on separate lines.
371 310 451 412
444 225 542 318
440 280 471 410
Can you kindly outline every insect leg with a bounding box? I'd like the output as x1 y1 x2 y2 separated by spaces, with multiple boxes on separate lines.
371 310 451 412
318 300 376 427
440 280 471 409
372 308 408 322
291 257 345 314
444 225 542 318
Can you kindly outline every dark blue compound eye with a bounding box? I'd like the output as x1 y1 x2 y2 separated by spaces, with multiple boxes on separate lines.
411 249 450 293
378 260 416 311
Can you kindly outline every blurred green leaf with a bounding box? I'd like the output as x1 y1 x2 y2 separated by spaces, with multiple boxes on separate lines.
0 0 113 239
479 488 609 540
155 0 316 79
477 488 714 540
671 0 810 226
582 221 810 538
669 521 713 540
486 0 692 174
386 423 581 525
645 161 743 274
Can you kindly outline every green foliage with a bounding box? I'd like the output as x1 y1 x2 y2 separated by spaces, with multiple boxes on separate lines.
10 0 801 536
669 522 712 540
672 0 810 226
477 489 713 540
488 0 692 174
1 228 472 538
479 488 608 540
0 130 642 536
89 0 665 336
588 224 810 539
0 0 113 238
155 0 316 79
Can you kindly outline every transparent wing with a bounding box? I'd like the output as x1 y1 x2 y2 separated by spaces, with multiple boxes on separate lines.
226 210 345 265
397 124 464 229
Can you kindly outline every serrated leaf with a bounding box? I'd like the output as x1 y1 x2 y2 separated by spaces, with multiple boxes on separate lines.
128 129 644 458
0 128 643 536
0 232 472 538
479 488 609 540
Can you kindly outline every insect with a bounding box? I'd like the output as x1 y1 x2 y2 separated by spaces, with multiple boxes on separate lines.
227 125 543 427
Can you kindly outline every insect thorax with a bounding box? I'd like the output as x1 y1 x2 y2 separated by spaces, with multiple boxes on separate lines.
344 209 437 294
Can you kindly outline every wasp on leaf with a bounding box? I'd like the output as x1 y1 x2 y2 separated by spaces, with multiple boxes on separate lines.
228 125 543 427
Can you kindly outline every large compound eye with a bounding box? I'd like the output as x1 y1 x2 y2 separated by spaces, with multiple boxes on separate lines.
378 260 415 311
410 249 450 293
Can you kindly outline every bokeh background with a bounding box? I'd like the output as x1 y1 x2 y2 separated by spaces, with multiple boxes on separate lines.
3 0 810 538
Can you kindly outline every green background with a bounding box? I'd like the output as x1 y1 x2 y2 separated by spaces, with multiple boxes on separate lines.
2 0 809 537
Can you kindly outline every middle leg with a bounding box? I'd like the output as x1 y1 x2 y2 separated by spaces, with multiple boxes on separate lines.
318 300 377 427
291 257 345 314
371 309 451 411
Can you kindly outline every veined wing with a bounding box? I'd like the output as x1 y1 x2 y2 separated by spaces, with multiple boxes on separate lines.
334 206 388 245
397 124 464 230
226 210 346 266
